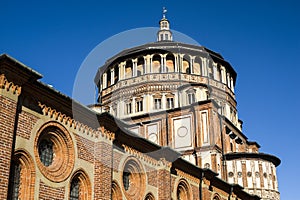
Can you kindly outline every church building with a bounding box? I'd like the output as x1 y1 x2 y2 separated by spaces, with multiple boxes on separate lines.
0 9 280 200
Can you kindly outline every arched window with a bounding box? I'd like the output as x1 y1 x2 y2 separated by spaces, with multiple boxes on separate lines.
213 194 221 200
182 56 190 74
69 170 92 200
176 179 192 200
8 161 21 200
166 54 175 72
107 69 112 87
152 55 161 73
8 150 35 200
145 193 155 200
112 181 122 200
137 57 145 76
70 177 79 200
114 65 119 84
125 60 133 79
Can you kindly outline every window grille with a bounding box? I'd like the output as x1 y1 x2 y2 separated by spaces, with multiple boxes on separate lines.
70 178 79 200
8 161 21 200
38 139 54 167
123 172 131 191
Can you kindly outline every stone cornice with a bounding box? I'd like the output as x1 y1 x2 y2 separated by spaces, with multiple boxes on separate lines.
175 168 200 184
38 102 115 141
0 74 22 96
122 144 159 166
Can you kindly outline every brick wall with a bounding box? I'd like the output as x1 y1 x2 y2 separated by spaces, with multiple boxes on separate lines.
158 168 171 199
74 133 95 163
112 150 123 172
39 180 65 199
145 165 157 187
17 110 39 140
94 141 112 199
0 95 17 199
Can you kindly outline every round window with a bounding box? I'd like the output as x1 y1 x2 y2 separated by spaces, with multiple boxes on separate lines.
255 171 260 178
237 171 242 178
228 172 234 177
121 157 145 200
35 122 74 182
247 171 252 177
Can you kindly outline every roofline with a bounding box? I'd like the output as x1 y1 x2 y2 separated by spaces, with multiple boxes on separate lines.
0 54 43 79
224 152 281 167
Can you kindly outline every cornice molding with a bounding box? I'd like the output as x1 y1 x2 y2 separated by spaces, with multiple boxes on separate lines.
38 102 115 141
0 74 22 96
175 168 199 184
122 144 159 166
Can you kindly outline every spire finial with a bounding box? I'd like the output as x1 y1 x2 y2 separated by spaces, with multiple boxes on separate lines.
162 7 167 19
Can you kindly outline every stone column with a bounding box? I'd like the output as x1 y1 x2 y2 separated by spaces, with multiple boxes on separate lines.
190 56 195 74
102 72 107 89
220 66 226 84
161 93 166 110
202 58 207 76
227 73 231 88
132 97 136 114
174 54 178 72
179 54 184 72
119 62 125 80
110 68 115 85
149 55 153 73
118 63 122 81
132 58 137 77
143 56 148 74
230 77 234 92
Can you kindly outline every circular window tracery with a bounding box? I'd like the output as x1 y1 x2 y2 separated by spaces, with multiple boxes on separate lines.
121 157 146 200
34 122 75 182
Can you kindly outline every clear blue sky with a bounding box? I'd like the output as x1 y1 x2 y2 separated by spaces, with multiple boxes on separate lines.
1 0 299 199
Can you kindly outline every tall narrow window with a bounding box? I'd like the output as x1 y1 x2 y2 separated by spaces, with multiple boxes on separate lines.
187 93 195 104
186 89 196 105
177 180 191 200
70 177 80 200
136 98 143 112
125 102 132 114
154 98 162 110
166 97 174 109
69 171 91 200
8 161 21 200
165 34 168 40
